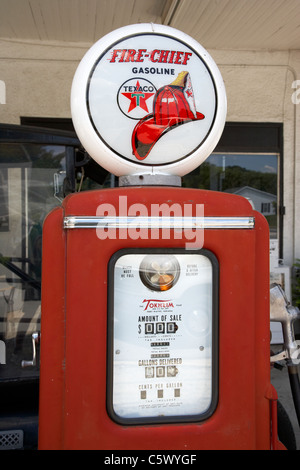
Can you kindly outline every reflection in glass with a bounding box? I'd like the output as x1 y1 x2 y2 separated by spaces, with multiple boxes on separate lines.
0 143 66 380
183 153 278 238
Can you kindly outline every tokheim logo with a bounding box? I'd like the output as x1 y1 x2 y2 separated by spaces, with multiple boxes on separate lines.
142 299 174 311
117 78 156 120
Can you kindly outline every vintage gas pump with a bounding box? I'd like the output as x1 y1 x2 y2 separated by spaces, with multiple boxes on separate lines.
38 23 287 450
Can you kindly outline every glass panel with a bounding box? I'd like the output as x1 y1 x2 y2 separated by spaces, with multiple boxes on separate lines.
109 252 217 423
0 168 9 232
0 143 67 380
183 153 278 238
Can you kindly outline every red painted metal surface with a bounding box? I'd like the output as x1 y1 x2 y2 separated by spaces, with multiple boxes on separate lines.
38 187 282 449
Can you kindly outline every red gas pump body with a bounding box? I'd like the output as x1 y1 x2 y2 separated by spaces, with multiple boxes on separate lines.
38 186 279 450
38 22 285 451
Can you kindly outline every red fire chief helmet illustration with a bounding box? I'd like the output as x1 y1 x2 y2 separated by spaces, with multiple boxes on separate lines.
132 71 205 161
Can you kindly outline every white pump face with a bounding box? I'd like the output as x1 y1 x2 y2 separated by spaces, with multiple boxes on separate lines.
107 249 219 425
71 23 227 177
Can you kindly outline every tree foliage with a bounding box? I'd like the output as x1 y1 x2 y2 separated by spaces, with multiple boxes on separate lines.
183 161 277 195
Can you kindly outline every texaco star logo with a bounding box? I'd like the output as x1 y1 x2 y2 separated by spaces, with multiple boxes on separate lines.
121 80 155 113
117 78 156 119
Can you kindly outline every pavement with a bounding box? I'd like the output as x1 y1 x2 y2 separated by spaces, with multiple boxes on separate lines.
271 364 300 450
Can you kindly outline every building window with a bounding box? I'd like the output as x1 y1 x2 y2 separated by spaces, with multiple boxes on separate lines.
183 123 283 255
184 151 279 239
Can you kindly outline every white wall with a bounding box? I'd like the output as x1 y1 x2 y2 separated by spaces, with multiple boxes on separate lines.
0 39 299 264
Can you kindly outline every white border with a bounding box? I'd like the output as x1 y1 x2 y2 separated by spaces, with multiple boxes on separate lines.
71 23 227 177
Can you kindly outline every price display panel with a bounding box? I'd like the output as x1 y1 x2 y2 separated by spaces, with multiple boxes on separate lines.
107 249 218 424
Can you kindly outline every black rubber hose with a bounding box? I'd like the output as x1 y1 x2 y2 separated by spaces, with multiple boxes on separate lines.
288 365 300 426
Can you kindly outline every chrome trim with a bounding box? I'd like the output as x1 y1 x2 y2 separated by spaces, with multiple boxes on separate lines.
21 332 39 368
64 216 255 230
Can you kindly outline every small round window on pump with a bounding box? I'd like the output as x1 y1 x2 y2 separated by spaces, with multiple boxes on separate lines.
139 255 180 292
